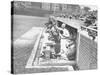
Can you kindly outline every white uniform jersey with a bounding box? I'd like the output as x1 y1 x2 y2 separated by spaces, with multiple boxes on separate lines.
60 28 70 39
59 28 71 60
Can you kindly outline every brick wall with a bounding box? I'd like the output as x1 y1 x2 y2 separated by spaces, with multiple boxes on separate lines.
77 34 97 70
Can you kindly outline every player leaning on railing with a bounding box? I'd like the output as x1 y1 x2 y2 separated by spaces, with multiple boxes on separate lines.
81 13 97 41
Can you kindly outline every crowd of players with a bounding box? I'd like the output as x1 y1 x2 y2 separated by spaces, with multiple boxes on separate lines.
80 13 97 41
40 16 77 61
39 10 97 61
52 11 97 41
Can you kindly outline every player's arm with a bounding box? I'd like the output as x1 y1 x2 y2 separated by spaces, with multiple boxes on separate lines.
55 24 63 31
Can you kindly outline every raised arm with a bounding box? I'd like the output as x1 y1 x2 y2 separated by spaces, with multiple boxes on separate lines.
55 24 63 31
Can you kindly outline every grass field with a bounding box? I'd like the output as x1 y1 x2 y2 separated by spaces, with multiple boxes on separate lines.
13 15 48 40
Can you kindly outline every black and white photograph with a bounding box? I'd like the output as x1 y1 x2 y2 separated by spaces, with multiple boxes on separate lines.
11 1 98 74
